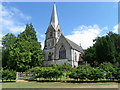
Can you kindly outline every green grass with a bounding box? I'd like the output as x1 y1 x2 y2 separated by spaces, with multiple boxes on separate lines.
2 81 118 88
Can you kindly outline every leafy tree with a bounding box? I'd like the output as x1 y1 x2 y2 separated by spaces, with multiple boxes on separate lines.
2 33 16 69
82 32 120 65
95 36 116 64
82 46 97 66
107 32 120 64
2 24 44 71
2 33 16 49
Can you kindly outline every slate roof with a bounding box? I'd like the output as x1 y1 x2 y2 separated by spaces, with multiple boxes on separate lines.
65 38 84 53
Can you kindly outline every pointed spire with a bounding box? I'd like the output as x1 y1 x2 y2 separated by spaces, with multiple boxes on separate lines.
50 3 59 30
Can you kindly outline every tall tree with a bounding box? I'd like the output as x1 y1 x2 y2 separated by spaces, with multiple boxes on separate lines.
95 36 116 64
2 33 16 69
2 33 16 49
106 32 120 63
2 24 44 71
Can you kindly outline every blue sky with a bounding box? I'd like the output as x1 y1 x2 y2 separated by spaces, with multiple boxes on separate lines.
1 2 118 49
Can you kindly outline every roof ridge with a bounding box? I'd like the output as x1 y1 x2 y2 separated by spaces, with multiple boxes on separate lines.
65 37 83 52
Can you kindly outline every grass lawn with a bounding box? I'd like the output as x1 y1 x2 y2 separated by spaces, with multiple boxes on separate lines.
2 81 119 88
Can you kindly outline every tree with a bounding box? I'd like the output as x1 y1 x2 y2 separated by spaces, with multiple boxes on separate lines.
95 36 116 64
2 24 44 71
106 32 120 64
2 33 17 69
2 33 16 49
82 46 97 66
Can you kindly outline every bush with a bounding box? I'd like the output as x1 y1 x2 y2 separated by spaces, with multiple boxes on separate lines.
113 66 120 80
88 67 104 80
99 62 117 80
28 67 63 80
69 65 91 80
53 63 72 72
2 69 16 81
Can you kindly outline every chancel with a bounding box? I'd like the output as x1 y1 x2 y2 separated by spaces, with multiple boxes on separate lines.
43 4 84 67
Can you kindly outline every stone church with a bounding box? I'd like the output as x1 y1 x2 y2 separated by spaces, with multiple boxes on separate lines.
43 4 84 67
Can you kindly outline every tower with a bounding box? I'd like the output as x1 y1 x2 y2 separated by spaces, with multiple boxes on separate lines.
44 3 61 61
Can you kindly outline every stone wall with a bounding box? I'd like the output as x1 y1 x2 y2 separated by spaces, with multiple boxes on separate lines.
43 59 72 66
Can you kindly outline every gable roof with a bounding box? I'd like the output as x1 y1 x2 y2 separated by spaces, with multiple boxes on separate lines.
65 38 84 53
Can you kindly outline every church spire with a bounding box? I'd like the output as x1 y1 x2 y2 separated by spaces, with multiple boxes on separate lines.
50 3 59 30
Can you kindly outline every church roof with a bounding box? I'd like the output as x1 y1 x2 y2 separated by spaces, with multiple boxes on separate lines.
50 3 59 30
65 38 84 53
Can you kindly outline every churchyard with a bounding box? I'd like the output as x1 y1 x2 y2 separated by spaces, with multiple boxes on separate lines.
1 2 120 89
1 62 120 88
1 24 120 88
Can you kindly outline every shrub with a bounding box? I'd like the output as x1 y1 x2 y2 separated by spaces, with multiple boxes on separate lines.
69 65 91 80
99 62 117 80
88 67 104 80
2 69 16 81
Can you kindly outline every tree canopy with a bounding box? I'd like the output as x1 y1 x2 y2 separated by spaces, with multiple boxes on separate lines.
82 32 120 66
2 24 44 71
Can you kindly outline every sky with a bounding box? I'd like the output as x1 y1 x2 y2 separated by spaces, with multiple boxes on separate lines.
0 2 119 49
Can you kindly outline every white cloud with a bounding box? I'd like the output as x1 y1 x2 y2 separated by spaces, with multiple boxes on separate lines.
65 24 108 49
0 3 31 34
40 34 45 38
36 32 45 49
113 24 120 34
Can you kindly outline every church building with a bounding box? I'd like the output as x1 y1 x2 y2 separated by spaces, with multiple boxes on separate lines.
43 4 84 67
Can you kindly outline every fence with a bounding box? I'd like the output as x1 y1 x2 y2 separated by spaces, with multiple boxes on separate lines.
16 72 33 80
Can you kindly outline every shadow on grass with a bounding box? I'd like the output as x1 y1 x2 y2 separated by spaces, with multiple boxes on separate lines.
1 81 16 83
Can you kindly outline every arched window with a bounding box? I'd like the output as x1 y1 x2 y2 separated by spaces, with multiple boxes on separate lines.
58 29 60 37
50 32 52 37
48 52 52 60
59 45 66 59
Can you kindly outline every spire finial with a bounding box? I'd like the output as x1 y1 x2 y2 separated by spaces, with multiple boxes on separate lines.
50 3 59 30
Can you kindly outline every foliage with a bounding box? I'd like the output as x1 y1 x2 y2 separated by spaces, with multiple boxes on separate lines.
69 62 119 80
28 67 63 80
88 67 104 80
99 62 117 79
82 32 120 65
113 66 120 80
53 63 72 72
69 65 91 80
95 36 116 64
2 69 16 81
82 47 97 66
2 24 44 71
107 32 120 63
2 33 16 49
